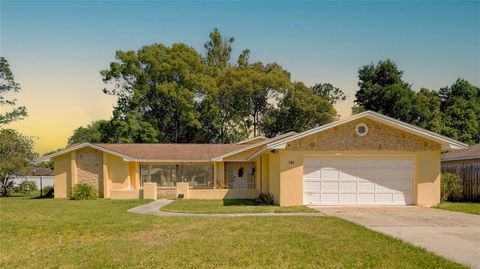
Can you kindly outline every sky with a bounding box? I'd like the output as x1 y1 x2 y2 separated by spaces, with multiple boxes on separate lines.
1 0 479 154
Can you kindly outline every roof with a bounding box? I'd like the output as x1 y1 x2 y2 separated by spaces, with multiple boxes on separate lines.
42 142 248 162
97 143 246 162
235 136 267 145
248 110 469 160
442 144 480 161
211 132 296 161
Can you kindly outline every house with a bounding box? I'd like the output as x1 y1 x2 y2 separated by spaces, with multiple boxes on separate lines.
44 111 468 206
442 144 480 166
442 144 480 200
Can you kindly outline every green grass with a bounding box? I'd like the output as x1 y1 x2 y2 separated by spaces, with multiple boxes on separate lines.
434 202 480 215
0 197 465 269
160 199 318 214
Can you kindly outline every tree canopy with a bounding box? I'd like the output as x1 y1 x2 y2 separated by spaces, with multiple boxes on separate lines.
0 57 27 126
354 60 480 145
88 29 339 145
0 129 37 196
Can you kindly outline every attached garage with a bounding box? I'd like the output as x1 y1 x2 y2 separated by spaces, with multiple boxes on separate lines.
253 111 469 206
303 156 413 205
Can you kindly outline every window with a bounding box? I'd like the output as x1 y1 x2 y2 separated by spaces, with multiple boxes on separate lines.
140 164 213 188
355 123 369 136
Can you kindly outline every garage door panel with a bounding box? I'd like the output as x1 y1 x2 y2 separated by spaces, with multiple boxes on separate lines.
304 193 321 204
358 182 375 191
358 193 375 204
339 193 356 203
303 156 413 205
322 181 339 191
304 181 321 191
376 193 394 203
322 193 339 203
321 169 339 179
340 181 356 191
303 166 321 178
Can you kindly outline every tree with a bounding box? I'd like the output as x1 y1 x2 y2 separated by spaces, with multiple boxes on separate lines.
355 59 418 123
0 129 37 197
197 68 251 143
439 79 480 144
262 82 337 137
311 83 346 104
244 62 291 137
101 43 214 143
0 57 27 125
415 88 444 134
68 120 109 145
204 28 235 69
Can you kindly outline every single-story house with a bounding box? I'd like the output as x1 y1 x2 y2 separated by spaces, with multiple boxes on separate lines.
442 144 480 166
44 111 468 206
442 144 479 200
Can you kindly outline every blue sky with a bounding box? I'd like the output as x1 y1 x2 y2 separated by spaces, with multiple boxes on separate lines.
1 0 479 153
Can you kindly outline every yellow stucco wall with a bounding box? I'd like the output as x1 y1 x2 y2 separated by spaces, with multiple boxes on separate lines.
188 189 259 199
105 153 130 190
278 150 304 206
53 154 71 198
268 152 281 202
260 154 269 193
416 150 441 206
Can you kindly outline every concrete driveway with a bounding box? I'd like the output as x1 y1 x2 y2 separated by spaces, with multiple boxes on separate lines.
312 206 480 268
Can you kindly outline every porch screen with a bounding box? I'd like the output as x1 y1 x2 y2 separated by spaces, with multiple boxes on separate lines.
140 164 213 188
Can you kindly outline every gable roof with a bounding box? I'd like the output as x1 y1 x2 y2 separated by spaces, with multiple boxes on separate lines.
98 143 246 162
43 143 247 162
442 144 480 161
247 111 468 160
211 132 296 161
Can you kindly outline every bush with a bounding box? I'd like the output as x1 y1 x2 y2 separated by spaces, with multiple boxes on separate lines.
254 192 275 205
71 183 98 200
42 186 54 197
18 180 38 196
441 173 463 201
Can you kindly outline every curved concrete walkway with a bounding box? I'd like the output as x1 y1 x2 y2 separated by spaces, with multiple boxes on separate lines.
127 199 324 217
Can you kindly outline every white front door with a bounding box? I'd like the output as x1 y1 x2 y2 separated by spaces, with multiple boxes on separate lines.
303 156 414 205
227 163 254 189
232 163 248 189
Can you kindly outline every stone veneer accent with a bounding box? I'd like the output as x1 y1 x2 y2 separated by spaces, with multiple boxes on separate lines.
287 118 441 152
157 188 177 199
76 148 103 195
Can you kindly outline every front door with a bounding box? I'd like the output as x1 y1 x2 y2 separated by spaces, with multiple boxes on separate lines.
233 164 248 189
227 163 254 189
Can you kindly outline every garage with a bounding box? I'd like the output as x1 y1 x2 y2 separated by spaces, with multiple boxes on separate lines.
303 156 414 205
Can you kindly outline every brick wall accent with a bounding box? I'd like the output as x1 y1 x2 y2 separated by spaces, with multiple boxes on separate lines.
287 118 441 152
157 188 176 199
76 148 103 196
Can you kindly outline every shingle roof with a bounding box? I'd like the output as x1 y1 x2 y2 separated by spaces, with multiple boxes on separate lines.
95 143 247 161
442 144 480 161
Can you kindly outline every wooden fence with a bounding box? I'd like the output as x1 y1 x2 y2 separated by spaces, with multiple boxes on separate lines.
442 162 480 201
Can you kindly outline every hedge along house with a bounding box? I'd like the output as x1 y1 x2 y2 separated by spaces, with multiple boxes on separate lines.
45 111 468 206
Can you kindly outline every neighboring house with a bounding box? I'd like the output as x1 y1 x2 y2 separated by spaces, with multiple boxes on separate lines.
44 111 467 206
442 144 480 200
15 168 55 189
442 144 480 166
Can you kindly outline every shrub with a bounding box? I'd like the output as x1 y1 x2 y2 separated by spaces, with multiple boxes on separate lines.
18 180 38 196
42 186 54 197
71 183 98 200
255 192 275 205
441 173 463 201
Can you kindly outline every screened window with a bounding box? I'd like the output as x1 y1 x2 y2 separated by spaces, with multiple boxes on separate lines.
140 164 214 188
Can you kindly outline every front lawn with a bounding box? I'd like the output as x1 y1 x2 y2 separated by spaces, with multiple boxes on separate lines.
0 197 465 268
160 199 318 214
434 202 480 215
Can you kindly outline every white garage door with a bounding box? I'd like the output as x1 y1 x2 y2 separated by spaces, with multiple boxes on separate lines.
303 156 413 205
